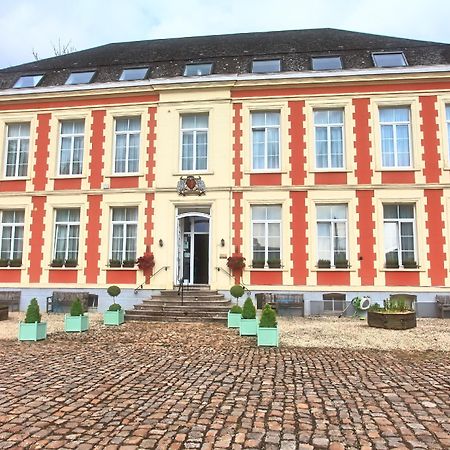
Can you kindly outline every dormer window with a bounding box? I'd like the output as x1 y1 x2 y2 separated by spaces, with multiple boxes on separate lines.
119 67 149 81
312 56 343 70
252 59 281 73
65 71 96 85
372 52 408 68
13 74 44 88
184 63 212 76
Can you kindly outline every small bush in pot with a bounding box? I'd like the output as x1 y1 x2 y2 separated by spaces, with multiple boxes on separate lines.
65 298 89 332
9 258 22 267
240 297 257 336
257 304 279 347
227 304 242 328
19 298 47 341
317 259 331 269
104 285 124 325
51 258 64 268
64 259 77 268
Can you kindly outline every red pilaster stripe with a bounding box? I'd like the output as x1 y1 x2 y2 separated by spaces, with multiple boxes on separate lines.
88 110 106 190
146 106 157 188
144 193 154 251
84 195 102 284
288 101 306 185
232 192 243 254
425 189 446 286
232 103 243 186
353 98 372 184
420 96 441 183
28 196 46 283
356 190 376 285
33 113 51 191
289 191 308 285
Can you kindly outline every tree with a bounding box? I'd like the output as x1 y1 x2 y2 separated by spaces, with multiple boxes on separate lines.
32 38 76 61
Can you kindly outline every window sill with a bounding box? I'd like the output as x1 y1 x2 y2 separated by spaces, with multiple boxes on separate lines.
0 266 24 270
247 268 287 272
104 267 137 271
244 170 286 174
172 171 214 176
50 175 87 180
312 268 355 272
1 177 30 181
380 268 425 272
48 266 79 270
106 173 144 178
309 169 350 173
374 168 419 172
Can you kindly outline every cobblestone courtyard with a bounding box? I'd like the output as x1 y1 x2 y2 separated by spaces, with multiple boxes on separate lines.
0 323 449 449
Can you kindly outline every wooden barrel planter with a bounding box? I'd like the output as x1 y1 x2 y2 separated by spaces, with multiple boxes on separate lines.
367 310 417 330
0 305 9 321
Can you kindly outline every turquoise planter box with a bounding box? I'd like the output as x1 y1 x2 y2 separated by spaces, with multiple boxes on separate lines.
64 314 89 332
104 309 125 326
240 318 257 336
18 322 47 341
257 326 279 347
227 312 241 328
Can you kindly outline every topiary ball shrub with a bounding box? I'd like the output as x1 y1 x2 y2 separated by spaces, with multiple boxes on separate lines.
107 285 121 299
25 298 41 323
230 284 245 300
242 297 256 319
108 303 122 312
259 304 277 328
70 298 84 316
229 304 242 314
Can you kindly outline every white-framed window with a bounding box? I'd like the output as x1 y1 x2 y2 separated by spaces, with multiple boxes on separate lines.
316 204 348 267
380 107 411 168
58 120 84 175
181 114 208 171
5 123 30 178
383 204 416 268
251 111 280 170
314 109 344 169
251 205 281 267
53 209 80 263
114 117 140 173
446 105 450 158
0 210 24 262
110 207 138 263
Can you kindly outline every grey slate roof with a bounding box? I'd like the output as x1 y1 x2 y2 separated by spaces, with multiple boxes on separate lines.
1 28 450 90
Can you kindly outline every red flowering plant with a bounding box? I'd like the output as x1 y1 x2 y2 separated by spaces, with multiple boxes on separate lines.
226 255 246 271
136 252 155 271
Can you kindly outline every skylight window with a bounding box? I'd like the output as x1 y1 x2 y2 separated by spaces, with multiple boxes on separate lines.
65 71 96 85
13 74 44 88
252 59 281 73
184 63 213 76
119 67 149 81
311 56 343 71
372 52 408 68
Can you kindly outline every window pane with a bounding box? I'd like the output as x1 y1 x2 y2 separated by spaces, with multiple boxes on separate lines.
312 56 342 70
120 67 148 81
252 206 266 221
252 59 281 73
383 205 398 219
399 205 414 218
66 71 95 85
14 74 43 88
373 52 407 67
266 206 281 220
184 64 212 76
384 222 399 255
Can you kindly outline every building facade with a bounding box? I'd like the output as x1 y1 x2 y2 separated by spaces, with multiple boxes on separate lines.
0 29 450 315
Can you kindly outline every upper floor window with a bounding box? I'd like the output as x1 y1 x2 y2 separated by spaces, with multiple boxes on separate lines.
110 207 138 264
379 107 411 168
114 117 140 173
59 120 84 175
119 67 149 81
184 63 212 76
181 114 208 171
252 59 281 73
372 52 407 68
316 204 348 268
251 111 280 170
314 109 344 169
251 205 281 268
65 71 95 85
5 123 30 178
0 210 24 264
13 74 44 88
53 209 80 264
312 56 342 71
383 204 416 268
446 105 450 157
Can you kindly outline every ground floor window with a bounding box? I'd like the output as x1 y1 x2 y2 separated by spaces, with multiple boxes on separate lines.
0 210 24 262
111 207 138 264
53 209 80 263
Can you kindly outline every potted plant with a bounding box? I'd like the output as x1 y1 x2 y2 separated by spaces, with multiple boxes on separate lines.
109 259 122 268
402 259 418 269
9 258 22 267
104 285 125 325
334 255 348 269
227 304 242 328
267 258 281 269
18 298 47 341
367 297 416 330
385 254 399 269
227 255 246 271
64 298 89 332
257 303 279 347
136 253 155 271
317 259 331 269
252 258 265 269
122 260 135 268
0 258 8 267
64 259 77 268
230 284 245 302
51 258 64 268
240 297 257 336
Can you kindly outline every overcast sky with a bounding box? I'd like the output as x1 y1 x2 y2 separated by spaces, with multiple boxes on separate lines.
1 0 449 69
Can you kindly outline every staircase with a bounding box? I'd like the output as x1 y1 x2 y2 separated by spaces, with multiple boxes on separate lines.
125 286 232 323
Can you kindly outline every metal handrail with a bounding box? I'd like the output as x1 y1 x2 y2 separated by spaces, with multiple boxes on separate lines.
134 266 169 294
216 266 233 278
177 278 184 306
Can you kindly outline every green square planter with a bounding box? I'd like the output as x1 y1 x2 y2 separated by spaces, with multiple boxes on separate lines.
64 314 89 332
257 326 279 347
239 318 257 336
104 309 125 326
18 322 47 341
227 312 241 328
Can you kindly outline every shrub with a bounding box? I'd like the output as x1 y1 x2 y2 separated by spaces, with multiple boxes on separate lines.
70 298 84 316
25 298 41 323
259 303 277 328
108 303 122 312
107 285 121 299
229 304 242 314
242 297 256 319
230 284 245 300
